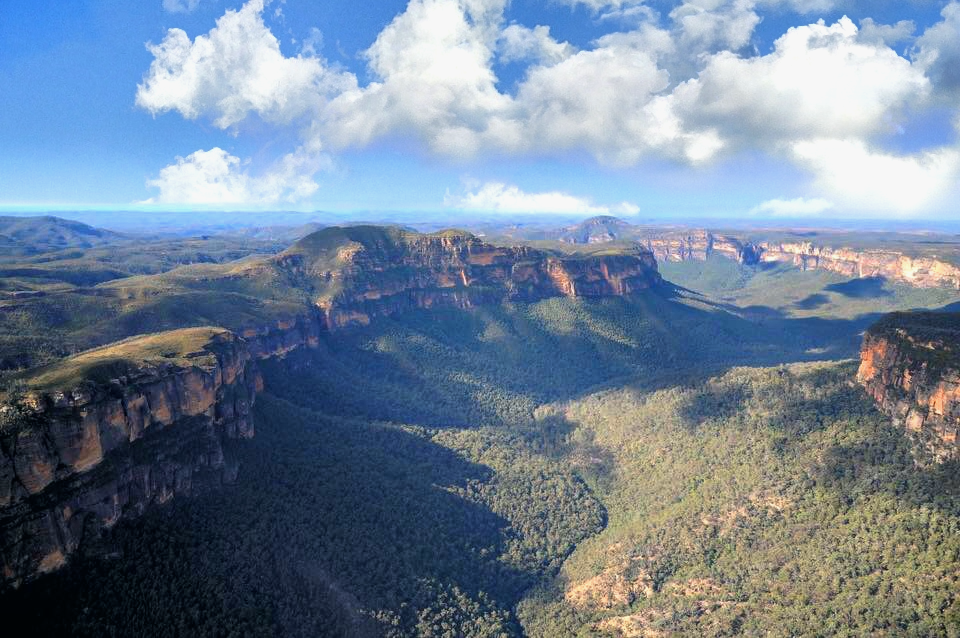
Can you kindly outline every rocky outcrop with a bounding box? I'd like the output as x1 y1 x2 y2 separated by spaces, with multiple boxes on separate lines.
758 242 960 289
279 227 663 330
239 313 323 359
555 218 960 290
0 328 261 588
0 227 662 587
559 216 633 244
857 312 960 461
617 227 960 290
638 230 760 265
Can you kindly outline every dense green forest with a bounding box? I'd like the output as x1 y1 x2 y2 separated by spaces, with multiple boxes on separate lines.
3 284 960 636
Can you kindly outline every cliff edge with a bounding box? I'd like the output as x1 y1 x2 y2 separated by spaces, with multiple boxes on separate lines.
0 328 260 587
858 312 960 461
276 226 663 329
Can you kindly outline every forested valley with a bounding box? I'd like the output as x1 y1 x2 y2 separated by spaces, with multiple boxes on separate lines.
3 281 959 637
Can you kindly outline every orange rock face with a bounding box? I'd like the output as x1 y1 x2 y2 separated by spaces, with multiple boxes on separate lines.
857 312 960 461
636 229 960 289
761 242 960 289
639 230 756 265
0 332 261 588
297 232 663 330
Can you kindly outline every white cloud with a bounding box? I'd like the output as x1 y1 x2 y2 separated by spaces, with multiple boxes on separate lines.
757 0 835 13
670 0 761 53
137 1 959 216
137 0 355 129
162 0 201 13
858 18 914 46
750 196 834 216
515 43 676 164
791 139 960 215
138 0 351 204
445 182 637 215
321 0 518 157
670 17 929 151
499 24 574 65
554 0 646 12
145 147 324 205
915 2 960 100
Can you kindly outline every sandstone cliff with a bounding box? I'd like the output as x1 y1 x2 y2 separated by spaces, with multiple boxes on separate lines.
757 242 960 289
277 227 663 329
857 312 960 461
554 219 960 290
0 328 261 588
639 230 761 265
624 229 960 290
0 227 665 586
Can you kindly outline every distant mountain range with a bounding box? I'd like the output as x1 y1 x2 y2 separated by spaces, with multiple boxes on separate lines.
0 216 122 256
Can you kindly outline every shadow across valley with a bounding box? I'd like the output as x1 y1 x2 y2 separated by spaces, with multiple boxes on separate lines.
255 283 904 433
824 276 892 299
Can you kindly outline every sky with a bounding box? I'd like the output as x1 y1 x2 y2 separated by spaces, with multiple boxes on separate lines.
1 0 960 221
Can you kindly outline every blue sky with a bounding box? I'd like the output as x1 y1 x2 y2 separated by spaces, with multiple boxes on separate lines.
1 0 959 220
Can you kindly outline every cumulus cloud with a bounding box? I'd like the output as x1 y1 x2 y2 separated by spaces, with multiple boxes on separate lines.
757 0 835 13
321 0 518 157
145 147 324 205
670 0 760 53
138 0 353 204
669 17 929 152
445 182 638 215
137 0 960 214
138 0 355 129
791 139 960 214
499 25 574 65
915 2 960 100
162 0 201 13
858 18 914 46
555 0 646 12
516 43 677 164
750 196 833 216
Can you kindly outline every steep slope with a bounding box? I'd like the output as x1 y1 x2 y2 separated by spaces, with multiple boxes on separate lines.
0 226 663 587
549 217 960 289
0 328 260 587
858 312 960 461
276 226 663 329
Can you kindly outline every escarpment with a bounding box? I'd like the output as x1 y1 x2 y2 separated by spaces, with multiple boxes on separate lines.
0 328 261 588
0 227 664 587
276 227 663 329
758 242 960 289
560 222 960 290
858 312 960 461
638 230 761 265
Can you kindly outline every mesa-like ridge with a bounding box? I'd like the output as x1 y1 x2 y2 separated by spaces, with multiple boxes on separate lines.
0 328 260 587
275 226 662 329
858 312 960 461
0 227 663 587
558 218 960 289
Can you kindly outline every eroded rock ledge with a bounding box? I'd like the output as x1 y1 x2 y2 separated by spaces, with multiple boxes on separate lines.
0 328 260 588
277 228 663 330
858 312 960 461
0 228 666 587
636 230 960 289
